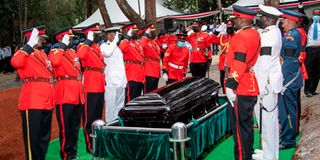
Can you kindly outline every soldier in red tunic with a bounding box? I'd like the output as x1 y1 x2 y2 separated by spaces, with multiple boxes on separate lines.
11 26 54 160
119 24 145 102
77 23 105 153
162 33 190 84
210 20 235 93
225 5 260 160
187 21 212 77
139 24 161 93
49 28 84 159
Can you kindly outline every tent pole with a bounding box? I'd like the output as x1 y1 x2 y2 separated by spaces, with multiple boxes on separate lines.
138 0 141 16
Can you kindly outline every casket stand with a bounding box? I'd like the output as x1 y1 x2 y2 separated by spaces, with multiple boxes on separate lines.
91 78 231 160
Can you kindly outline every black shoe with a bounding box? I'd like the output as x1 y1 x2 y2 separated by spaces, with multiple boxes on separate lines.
86 148 92 154
305 92 313 97
279 143 295 150
312 92 319 95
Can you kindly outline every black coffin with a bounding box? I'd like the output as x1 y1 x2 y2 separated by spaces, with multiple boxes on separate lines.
118 77 221 128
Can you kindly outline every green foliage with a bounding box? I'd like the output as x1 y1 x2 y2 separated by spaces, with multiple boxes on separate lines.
0 0 19 45
163 0 238 13
0 0 97 45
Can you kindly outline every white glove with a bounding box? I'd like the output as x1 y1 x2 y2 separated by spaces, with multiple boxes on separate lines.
145 28 151 35
216 23 227 33
162 73 168 82
27 28 39 47
226 87 236 107
127 28 133 37
280 86 287 95
112 31 120 44
201 25 208 32
187 30 194 36
162 43 168 49
87 31 94 41
62 34 70 46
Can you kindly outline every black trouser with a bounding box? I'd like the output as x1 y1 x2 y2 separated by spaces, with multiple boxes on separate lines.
304 47 320 94
227 95 257 160
56 104 83 159
145 76 159 93
0 59 3 72
220 70 226 94
160 51 165 60
190 62 208 77
83 92 104 152
3 57 13 73
167 79 178 85
125 81 144 103
21 109 52 160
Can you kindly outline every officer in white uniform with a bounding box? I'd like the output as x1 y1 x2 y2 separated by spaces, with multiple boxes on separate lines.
252 5 283 160
100 26 127 123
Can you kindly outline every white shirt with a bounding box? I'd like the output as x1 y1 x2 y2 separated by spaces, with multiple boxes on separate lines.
0 49 4 60
306 21 320 47
253 25 283 94
3 46 12 57
102 40 127 88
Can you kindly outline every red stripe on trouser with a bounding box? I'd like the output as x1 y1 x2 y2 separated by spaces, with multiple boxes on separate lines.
83 93 91 150
234 101 243 160
127 83 131 102
59 104 67 160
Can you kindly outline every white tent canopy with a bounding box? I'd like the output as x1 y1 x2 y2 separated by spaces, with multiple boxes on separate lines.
74 0 182 28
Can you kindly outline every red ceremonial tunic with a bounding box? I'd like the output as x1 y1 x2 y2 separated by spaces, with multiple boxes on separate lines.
167 35 178 46
119 39 145 83
297 27 308 80
158 35 169 53
163 44 190 81
225 27 260 96
49 48 84 105
140 36 161 78
77 43 105 93
187 32 211 63
11 49 54 110
211 34 233 70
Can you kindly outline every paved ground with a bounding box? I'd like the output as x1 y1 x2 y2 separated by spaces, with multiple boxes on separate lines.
0 72 21 90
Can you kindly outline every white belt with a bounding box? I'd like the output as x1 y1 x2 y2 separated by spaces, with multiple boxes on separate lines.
169 62 184 69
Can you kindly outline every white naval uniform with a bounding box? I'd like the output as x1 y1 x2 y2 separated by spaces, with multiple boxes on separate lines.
253 25 283 160
101 40 127 123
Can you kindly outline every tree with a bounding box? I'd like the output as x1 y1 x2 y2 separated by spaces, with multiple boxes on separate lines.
264 0 280 8
96 0 112 27
115 0 147 28
145 0 157 28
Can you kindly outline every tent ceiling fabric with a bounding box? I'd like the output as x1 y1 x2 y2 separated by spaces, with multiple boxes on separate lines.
74 0 182 28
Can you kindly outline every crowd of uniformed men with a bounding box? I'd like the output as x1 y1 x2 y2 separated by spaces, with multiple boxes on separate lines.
10 2 320 160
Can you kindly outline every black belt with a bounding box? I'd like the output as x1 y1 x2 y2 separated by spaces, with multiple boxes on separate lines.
284 48 295 57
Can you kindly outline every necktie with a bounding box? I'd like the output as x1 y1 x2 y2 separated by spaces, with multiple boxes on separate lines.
313 20 318 40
